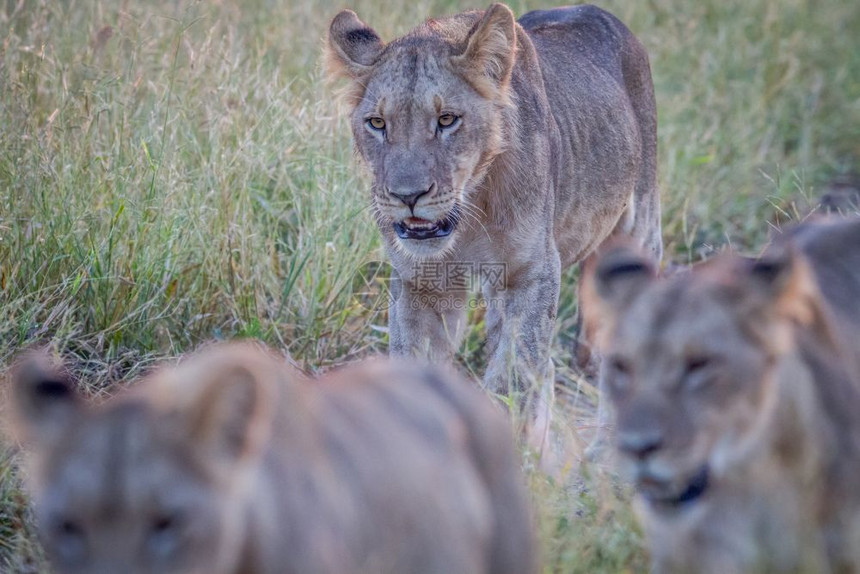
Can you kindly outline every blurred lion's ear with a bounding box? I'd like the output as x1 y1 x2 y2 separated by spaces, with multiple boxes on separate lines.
187 365 274 472
6 354 81 448
717 245 837 354
451 3 517 99
326 10 385 80
745 245 820 328
581 243 657 350
587 243 656 308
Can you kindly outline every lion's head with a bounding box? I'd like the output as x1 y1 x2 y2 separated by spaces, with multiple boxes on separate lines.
6 351 274 574
583 244 824 509
326 4 517 259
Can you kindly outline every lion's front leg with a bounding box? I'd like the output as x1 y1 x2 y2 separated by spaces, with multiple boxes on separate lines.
388 271 468 364
482 253 560 462
482 252 560 409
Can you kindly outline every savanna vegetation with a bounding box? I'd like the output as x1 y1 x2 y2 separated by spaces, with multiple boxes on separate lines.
1 0 858 571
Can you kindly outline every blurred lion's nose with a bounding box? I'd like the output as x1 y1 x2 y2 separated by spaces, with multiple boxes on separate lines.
390 186 432 210
618 429 664 459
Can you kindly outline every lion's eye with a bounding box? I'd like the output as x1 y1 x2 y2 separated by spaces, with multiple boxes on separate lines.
152 513 178 535
682 355 715 390
685 356 711 374
438 113 458 128
607 355 632 393
148 511 184 559
50 517 87 565
55 518 83 539
368 117 385 131
609 356 631 376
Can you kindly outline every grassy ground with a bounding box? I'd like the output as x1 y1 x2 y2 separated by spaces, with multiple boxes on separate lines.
1 0 858 571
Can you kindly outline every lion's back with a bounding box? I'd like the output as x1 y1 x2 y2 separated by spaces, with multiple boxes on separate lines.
519 4 629 73
516 4 660 263
263 359 537 574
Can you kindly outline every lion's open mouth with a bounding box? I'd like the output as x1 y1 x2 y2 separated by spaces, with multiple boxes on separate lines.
637 465 710 508
393 207 460 241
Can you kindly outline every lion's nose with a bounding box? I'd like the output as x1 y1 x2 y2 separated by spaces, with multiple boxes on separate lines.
390 186 432 210
617 429 664 459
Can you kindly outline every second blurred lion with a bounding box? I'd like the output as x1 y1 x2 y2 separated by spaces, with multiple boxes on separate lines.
8 343 537 574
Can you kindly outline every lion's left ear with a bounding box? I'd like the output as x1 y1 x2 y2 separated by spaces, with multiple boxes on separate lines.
452 3 517 98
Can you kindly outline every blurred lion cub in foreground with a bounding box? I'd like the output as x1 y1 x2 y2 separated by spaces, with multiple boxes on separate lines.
585 216 860 573
7 344 537 574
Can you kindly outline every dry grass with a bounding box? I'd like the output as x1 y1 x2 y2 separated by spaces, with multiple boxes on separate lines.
0 0 858 571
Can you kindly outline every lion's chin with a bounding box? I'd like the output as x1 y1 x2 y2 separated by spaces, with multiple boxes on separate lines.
394 232 457 260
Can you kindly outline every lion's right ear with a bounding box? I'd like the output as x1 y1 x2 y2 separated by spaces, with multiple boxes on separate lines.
590 245 657 307
326 10 385 80
7 355 81 447
581 244 656 348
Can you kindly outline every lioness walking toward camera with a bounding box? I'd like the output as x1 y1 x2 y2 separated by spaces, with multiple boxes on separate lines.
584 216 860 574
327 3 661 410
7 344 537 574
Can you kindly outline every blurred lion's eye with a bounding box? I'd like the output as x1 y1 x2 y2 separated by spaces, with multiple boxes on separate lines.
438 113 458 128
152 514 177 534
368 117 385 130
148 511 183 559
60 519 80 535
607 355 632 393
685 356 712 374
49 517 87 565
609 356 631 376
682 355 716 391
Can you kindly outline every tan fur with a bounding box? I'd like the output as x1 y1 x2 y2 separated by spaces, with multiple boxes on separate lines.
583 216 860 573
450 5 517 102
6 343 537 574
326 4 662 415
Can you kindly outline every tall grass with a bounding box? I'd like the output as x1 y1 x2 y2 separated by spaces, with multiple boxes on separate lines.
0 0 858 571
